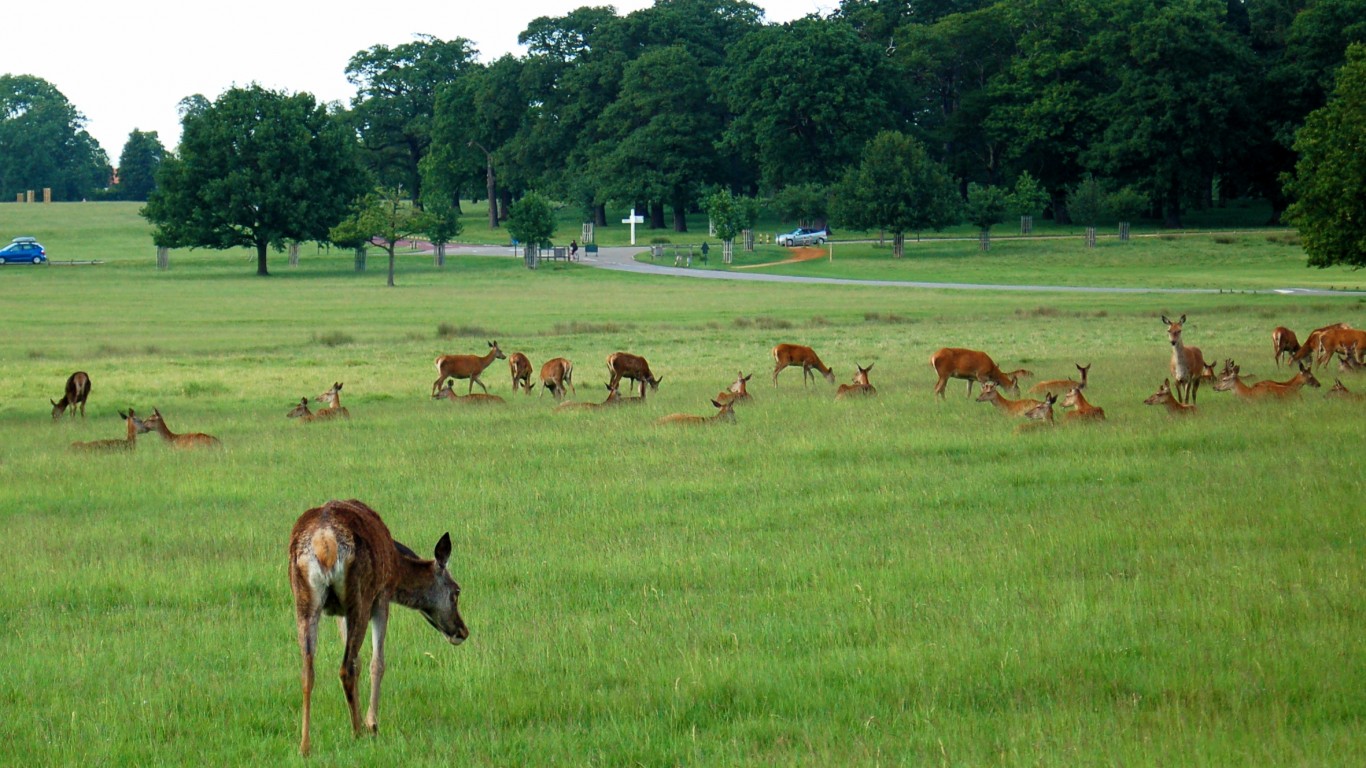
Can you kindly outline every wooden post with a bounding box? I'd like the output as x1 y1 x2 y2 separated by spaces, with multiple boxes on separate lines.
26 190 34 203
156 247 169 270
43 188 52 203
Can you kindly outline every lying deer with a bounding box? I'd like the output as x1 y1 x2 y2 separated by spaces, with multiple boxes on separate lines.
835 363 877 399
51 371 92 420
1213 362 1319 400
1015 393 1057 432
312 382 351 420
1029 363 1089 396
657 398 737 425
289 498 468 756
434 382 505 405
140 407 221 448
1327 378 1366 400
975 382 1047 417
70 408 140 452
716 371 753 405
1144 379 1196 416
287 397 314 420
1060 386 1106 422
555 384 622 411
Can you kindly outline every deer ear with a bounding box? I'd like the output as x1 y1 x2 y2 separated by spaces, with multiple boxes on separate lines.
434 533 452 568
50 399 58 406
1179 314 1187 324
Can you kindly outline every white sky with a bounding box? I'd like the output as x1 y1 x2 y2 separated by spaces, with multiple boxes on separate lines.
4 1 829 164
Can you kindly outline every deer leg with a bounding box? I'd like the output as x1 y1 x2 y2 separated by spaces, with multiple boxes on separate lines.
365 603 390 733
432 376 446 398
802 365 812 387
339 601 371 737
296 605 321 756
771 364 782 386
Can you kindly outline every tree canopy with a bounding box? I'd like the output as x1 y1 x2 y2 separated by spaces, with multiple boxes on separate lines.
112 129 165 201
832 131 959 258
0 75 109 201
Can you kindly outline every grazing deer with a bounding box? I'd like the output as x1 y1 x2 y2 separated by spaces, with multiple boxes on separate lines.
607 352 662 398
141 407 221 448
311 382 351 420
508 352 534 395
555 383 622 410
1315 327 1366 368
930 347 1029 398
70 408 140 452
975 382 1046 417
287 397 314 420
771 343 835 387
1029 363 1090 396
835 363 877 399
51 371 92 420
1060 386 1106 422
433 341 506 396
1327 378 1366 400
1144 379 1196 416
1161 314 1211 404
538 358 576 402
1214 362 1320 400
1287 322 1350 367
657 398 737 425
289 498 468 757
433 382 505 405
716 371 753 405
1272 326 1300 368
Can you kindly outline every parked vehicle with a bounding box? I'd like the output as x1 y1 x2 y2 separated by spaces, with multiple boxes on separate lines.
0 237 47 264
775 228 827 247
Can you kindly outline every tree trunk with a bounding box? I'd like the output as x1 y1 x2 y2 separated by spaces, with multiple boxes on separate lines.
893 231 905 259
255 240 270 276
594 203 607 227
498 189 513 222
649 201 665 229
672 204 688 233
386 245 396 287
485 162 498 229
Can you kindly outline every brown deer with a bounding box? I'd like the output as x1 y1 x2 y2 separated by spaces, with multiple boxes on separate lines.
1272 326 1300 368
1287 322 1350 367
772 343 835 387
141 407 221 448
930 347 1029 398
607 352 662 398
310 382 351 420
555 383 622 410
51 371 92 420
289 498 468 757
1214 362 1320 400
1015 393 1057 431
1029 363 1090 396
433 382 505 405
975 382 1046 417
1161 314 1211 404
1144 379 1197 416
657 398 737 425
1337 344 1362 374
715 371 753 405
287 397 314 420
1060 386 1106 422
70 408 140 452
835 363 877 399
432 341 506 396
508 352 534 395
1327 378 1366 400
538 358 576 402
1315 327 1366 368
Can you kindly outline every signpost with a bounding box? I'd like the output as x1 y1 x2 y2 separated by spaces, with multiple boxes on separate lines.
622 212 645 245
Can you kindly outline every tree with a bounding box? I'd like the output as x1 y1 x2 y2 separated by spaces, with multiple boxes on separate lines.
0 74 110 201
702 188 759 262
964 183 1007 250
330 187 437 287
143 85 368 276
831 131 959 258
1285 43 1366 268
1006 170 1050 220
112 130 165 201
772 183 830 228
506 192 557 255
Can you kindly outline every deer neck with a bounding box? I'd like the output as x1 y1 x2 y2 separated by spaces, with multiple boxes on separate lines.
1170 336 1191 380
151 419 175 440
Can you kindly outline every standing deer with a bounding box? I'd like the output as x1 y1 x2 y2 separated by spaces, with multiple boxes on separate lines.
1161 315 1211 404
311 382 351 420
930 347 1029 398
508 352 534 395
771 343 835 387
538 358 576 402
975 382 1047 417
1060 386 1106 422
555 383 622 410
716 371 753 405
141 407 222 448
1272 326 1300 368
1144 379 1197 416
289 499 468 757
433 341 506 396
607 352 662 398
433 382 505 404
1287 322 1349 368
835 364 877 399
70 408 140 452
1029 363 1090 396
1315 327 1366 368
657 398 737 425
51 371 92 420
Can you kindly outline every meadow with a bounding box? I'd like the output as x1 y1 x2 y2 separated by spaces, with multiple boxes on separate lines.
1 202 1364 766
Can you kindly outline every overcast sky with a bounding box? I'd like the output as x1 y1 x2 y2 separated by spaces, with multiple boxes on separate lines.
5 1 830 163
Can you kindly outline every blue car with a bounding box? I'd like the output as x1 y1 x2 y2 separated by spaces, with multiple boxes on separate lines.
0 237 47 264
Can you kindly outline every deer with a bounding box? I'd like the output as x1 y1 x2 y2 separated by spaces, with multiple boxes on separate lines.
607 352 662 398
1144 379 1197 415
287 397 314 420
70 408 140 452
1315 327 1366 368
1272 326 1300 368
508 352 534 395
975 382 1047 417
656 398 737 425
1327 378 1366 400
432 341 506 397
310 382 351 420
1287 322 1350 368
771 343 835 387
555 383 622 410
1161 314 1211 404
835 364 877 399
51 371 92 420
140 407 222 448
1214 362 1320 400
1060 386 1106 422
1015 393 1057 432
433 382 505 405
538 358 576 402
289 498 468 757
930 347 1029 398
715 371 753 405
1029 363 1090 396
1337 344 1362 374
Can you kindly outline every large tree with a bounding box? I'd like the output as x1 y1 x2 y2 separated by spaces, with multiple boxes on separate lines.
0 74 110 201
832 130 959 258
1285 43 1366 268
112 129 165 201
143 85 368 276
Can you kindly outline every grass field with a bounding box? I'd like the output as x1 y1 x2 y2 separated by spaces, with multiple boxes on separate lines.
2 202 1364 766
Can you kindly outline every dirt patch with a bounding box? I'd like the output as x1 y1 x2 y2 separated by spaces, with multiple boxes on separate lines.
734 246 827 269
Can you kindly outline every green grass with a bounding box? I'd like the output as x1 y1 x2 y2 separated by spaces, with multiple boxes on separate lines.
2 202 1365 766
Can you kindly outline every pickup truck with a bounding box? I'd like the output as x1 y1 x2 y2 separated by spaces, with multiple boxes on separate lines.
775 228 827 247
